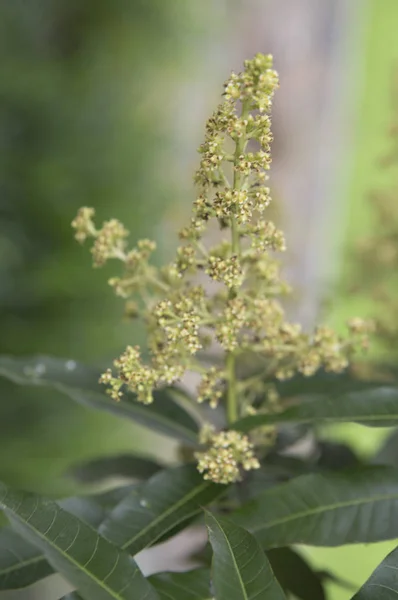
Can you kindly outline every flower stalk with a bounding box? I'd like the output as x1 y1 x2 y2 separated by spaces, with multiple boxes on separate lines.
72 53 372 484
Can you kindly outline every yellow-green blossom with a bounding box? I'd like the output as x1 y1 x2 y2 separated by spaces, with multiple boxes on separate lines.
73 53 371 484
195 430 260 485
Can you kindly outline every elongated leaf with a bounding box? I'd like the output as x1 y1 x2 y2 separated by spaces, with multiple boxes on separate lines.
0 484 159 599
149 569 211 600
232 467 398 548
100 465 225 556
351 545 398 598
266 548 325 600
0 355 199 444
234 387 398 432
0 496 109 590
206 512 286 600
0 527 53 590
273 369 383 398
70 455 161 484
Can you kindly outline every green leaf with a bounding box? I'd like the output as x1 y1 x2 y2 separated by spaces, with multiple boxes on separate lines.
374 429 398 466
70 455 161 484
273 369 386 398
351 545 398 598
266 548 325 600
0 484 159 599
206 512 286 600
233 387 398 432
0 355 199 444
232 467 398 548
61 594 84 599
0 527 53 590
149 569 212 600
99 465 225 556
0 496 108 590
315 441 361 471
317 570 357 592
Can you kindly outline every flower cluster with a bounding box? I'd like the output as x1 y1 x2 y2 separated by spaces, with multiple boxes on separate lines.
196 429 260 485
73 54 371 484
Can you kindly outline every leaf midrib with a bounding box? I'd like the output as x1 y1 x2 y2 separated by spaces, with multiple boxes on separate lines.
211 518 248 600
0 553 46 577
248 489 398 534
119 481 210 553
5 510 141 600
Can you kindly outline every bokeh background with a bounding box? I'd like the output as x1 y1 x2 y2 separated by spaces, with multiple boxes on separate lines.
1 1 398 598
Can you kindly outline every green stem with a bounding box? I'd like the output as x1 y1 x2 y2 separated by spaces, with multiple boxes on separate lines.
226 100 250 426
226 351 238 423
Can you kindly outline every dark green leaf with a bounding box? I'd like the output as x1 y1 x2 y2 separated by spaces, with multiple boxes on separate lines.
61 594 84 600
315 441 361 471
351 545 398 598
0 484 159 599
0 355 199 444
232 467 398 548
0 496 108 590
273 369 386 398
149 569 211 600
206 512 286 600
70 455 161 484
317 570 357 592
234 387 398 432
266 548 325 600
227 463 304 508
99 465 225 556
0 527 53 590
90 485 139 513
374 429 398 466
59 496 108 527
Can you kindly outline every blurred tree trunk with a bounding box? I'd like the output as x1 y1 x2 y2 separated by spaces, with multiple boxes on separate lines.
237 0 367 326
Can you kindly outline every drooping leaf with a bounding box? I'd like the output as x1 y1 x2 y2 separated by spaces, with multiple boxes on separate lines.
266 547 325 600
234 387 398 432
70 455 161 484
149 569 212 600
206 512 286 600
351 545 398 598
0 495 109 590
0 355 199 444
231 467 398 548
0 484 159 599
99 465 225 556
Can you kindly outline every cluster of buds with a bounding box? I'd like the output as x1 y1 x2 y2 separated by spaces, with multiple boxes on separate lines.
73 54 371 484
196 428 260 485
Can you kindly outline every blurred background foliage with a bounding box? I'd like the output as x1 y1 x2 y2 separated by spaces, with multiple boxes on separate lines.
1 0 398 599
0 0 211 497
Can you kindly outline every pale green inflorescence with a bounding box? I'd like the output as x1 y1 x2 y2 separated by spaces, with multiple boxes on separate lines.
72 54 371 484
